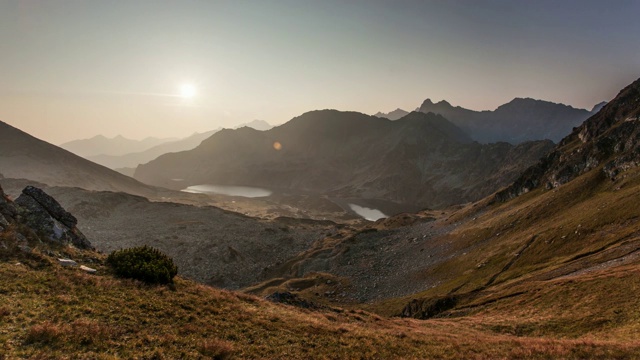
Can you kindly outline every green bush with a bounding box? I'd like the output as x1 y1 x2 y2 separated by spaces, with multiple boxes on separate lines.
107 246 178 284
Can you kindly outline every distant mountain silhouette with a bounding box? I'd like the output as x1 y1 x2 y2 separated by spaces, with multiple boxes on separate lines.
86 120 272 170
0 121 156 196
374 108 410 120
419 98 594 144
135 110 553 208
590 101 608 114
237 119 272 131
87 130 218 170
60 135 177 157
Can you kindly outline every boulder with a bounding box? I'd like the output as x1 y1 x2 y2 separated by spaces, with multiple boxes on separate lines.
15 186 93 250
58 258 78 267
20 186 78 228
80 265 97 274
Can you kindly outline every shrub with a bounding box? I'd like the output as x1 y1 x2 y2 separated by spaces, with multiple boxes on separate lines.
107 246 178 284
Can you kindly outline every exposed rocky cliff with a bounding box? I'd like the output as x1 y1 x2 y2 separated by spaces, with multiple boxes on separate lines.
495 77 640 202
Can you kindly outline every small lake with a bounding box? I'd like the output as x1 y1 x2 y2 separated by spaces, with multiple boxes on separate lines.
348 204 387 221
182 184 273 198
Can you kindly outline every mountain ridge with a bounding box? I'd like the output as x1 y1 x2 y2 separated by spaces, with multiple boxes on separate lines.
135 110 553 209
418 97 595 144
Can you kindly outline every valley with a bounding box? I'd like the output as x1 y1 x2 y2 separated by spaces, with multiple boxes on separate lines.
1 14 639 355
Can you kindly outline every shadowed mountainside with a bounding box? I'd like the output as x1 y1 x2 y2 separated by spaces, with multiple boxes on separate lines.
85 120 272 170
135 111 554 209
419 97 595 144
0 121 157 197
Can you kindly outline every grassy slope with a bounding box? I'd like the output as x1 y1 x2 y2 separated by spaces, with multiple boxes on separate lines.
2 231 639 359
368 164 640 342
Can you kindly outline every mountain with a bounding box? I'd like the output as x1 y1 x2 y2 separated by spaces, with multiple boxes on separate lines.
419 98 594 144
135 110 553 208
86 130 219 170
245 79 640 349
590 101 608 114
238 119 272 131
495 78 640 202
60 134 176 157
86 120 272 170
0 120 156 196
374 108 410 120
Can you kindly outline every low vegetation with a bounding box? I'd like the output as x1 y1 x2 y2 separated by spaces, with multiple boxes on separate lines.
106 245 178 284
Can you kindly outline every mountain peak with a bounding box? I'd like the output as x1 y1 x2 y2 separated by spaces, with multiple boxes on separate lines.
591 101 608 113
374 108 410 120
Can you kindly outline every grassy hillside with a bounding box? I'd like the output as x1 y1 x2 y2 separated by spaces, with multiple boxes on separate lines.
1 231 639 359
367 164 640 342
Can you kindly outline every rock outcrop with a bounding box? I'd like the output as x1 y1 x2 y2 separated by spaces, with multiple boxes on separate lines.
495 77 640 202
14 186 93 249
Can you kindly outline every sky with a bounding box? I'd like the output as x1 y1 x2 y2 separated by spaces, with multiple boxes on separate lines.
1 0 639 144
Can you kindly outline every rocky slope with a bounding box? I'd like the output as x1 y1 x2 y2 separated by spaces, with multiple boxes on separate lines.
0 120 157 197
136 111 554 209
0 179 333 289
419 97 594 144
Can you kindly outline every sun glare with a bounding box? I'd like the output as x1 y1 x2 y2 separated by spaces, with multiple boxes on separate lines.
179 84 197 99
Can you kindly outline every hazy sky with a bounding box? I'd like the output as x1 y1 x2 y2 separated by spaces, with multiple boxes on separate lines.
1 0 639 144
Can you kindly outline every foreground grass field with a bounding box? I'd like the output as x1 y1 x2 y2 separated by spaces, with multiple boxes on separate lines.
1 248 640 359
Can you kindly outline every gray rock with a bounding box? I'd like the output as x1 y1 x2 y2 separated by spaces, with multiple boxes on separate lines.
15 186 93 250
80 265 97 274
21 186 78 228
58 258 78 267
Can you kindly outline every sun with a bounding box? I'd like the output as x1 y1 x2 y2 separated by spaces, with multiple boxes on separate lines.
179 84 197 99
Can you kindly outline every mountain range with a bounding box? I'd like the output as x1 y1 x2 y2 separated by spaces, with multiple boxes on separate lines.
373 98 600 144
135 111 554 208
76 120 272 172
60 135 177 158
418 97 599 144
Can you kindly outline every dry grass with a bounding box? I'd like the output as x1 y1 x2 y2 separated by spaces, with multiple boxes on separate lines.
1 258 639 359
